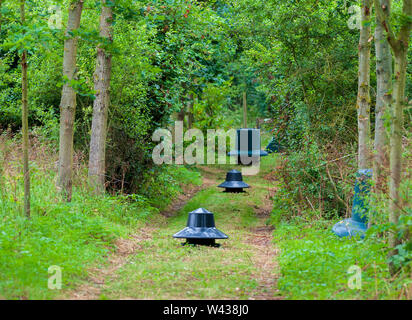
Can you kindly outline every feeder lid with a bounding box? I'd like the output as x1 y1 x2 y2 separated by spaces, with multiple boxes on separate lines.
173 227 228 239
218 181 250 189
332 218 367 239
218 170 249 189
228 150 268 157
190 207 212 214
227 128 268 158
173 208 228 239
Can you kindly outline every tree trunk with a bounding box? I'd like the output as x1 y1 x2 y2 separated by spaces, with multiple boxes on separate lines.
58 0 84 202
177 107 185 122
357 0 372 170
243 91 247 128
373 0 391 193
389 0 411 260
20 0 30 217
374 0 411 273
88 0 113 194
187 93 194 129
388 51 407 264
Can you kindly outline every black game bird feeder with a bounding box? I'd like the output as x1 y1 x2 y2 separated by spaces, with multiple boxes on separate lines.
218 169 250 193
228 128 268 165
173 208 228 247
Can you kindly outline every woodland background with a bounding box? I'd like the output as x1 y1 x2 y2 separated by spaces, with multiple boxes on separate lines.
0 0 410 299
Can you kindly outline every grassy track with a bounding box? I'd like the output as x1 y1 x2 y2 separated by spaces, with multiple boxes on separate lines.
66 157 282 300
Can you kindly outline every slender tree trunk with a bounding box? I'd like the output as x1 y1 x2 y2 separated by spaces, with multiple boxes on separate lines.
243 91 247 128
373 0 391 193
20 0 30 217
357 0 372 170
58 0 84 202
177 106 185 122
389 0 411 254
374 0 411 273
88 0 113 194
388 26 410 268
388 50 407 262
187 93 194 129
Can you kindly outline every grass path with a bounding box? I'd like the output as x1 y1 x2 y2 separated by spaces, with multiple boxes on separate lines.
66 163 282 300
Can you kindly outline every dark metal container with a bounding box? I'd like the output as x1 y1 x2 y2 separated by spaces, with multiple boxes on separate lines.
332 169 372 239
228 128 268 165
173 208 228 247
218 169 250 193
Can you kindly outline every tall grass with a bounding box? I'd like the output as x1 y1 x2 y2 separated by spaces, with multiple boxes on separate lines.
0 131 200 299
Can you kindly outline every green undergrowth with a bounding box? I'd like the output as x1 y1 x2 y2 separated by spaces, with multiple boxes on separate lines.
95 169 273 299
0 154 201 299
140 164 202 210
273 217 410 299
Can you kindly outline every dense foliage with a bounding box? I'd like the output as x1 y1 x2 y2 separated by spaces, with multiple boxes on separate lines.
0 0 410 299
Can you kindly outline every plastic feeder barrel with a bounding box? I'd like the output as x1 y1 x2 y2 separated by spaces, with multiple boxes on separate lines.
228 128 268 165
218 169 250 193
173 208 228 247
265 136 281 154
332 169 372 239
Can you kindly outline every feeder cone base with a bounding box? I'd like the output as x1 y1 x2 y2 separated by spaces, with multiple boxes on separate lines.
182 238 220 247
224 188 245 193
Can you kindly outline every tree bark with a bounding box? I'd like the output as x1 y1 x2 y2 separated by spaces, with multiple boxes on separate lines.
243 91 247 128
58 0 84 202
388 51 407 260
373 0 391 193
88 0 113 194
187 93 194 129
177 107 185 122
20 0 30 217
374 0 411 273
357 0 372 170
